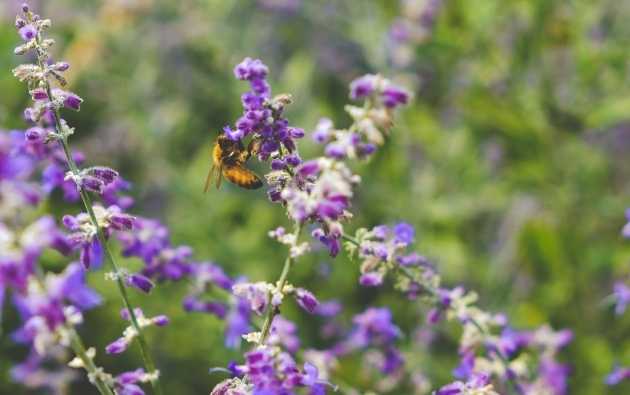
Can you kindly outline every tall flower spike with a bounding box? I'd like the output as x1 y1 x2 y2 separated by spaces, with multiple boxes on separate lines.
12 4 163 393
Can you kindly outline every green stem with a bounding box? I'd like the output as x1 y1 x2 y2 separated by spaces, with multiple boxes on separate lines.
68 328 115 395
258 223 304 345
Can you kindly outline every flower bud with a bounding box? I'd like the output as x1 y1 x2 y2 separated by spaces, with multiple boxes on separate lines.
126 274 154 293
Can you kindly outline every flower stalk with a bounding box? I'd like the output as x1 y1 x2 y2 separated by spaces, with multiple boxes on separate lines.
67 328 115 395
258 222 304 345
21 9 163 395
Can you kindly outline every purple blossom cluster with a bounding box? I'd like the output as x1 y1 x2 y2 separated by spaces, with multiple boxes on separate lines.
226 57 305 161
3 4 582 395
346 223 572 394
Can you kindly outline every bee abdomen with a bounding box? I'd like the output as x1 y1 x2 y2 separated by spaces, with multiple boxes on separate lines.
223 166 263 189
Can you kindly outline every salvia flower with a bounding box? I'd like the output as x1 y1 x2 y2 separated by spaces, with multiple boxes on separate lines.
435 373 499 395
232 281 277 316
12 262 101 354
612 282 630 314
63 205 135 268
622 208 630 238
606 366 630 386
226 58 304 162
64 166 119 194
219 345 332 394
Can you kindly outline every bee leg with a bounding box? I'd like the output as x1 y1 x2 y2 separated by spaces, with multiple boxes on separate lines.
204 165 216 193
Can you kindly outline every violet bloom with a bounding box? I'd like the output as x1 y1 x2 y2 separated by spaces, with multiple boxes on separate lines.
222 346 331 394
349 75 377 100
114 368 158 395
293 288 319 313
18 24 37 41
344 307 400 350
276 158 358 256
354 222 431 289
606 366 630 386
11 263 101 353
224 298 251 349
613 282 630 315
63 205 135 269
436 373 498 395
268 315 300 353
623 209 630 238
118 218 192 281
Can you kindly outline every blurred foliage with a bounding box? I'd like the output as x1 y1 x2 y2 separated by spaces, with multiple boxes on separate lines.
1 0 630 394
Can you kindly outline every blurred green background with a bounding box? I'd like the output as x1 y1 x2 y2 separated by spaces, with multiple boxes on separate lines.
1 0 630 394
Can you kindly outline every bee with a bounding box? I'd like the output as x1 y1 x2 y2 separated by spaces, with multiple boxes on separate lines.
204 134 263 191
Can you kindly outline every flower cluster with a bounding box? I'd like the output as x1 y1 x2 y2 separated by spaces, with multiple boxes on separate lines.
233 280 319 317
332 307 404 376
312 75 409 161
12 263 101 354
118 217 193 282
226 57 305 161
215 346 331 395
63 205 135 269
346 223 572 394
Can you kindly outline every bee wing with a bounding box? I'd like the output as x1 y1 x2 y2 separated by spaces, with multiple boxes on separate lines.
204 164 225 192
204 164 215 193
216 165 223 189
222 165 263 190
